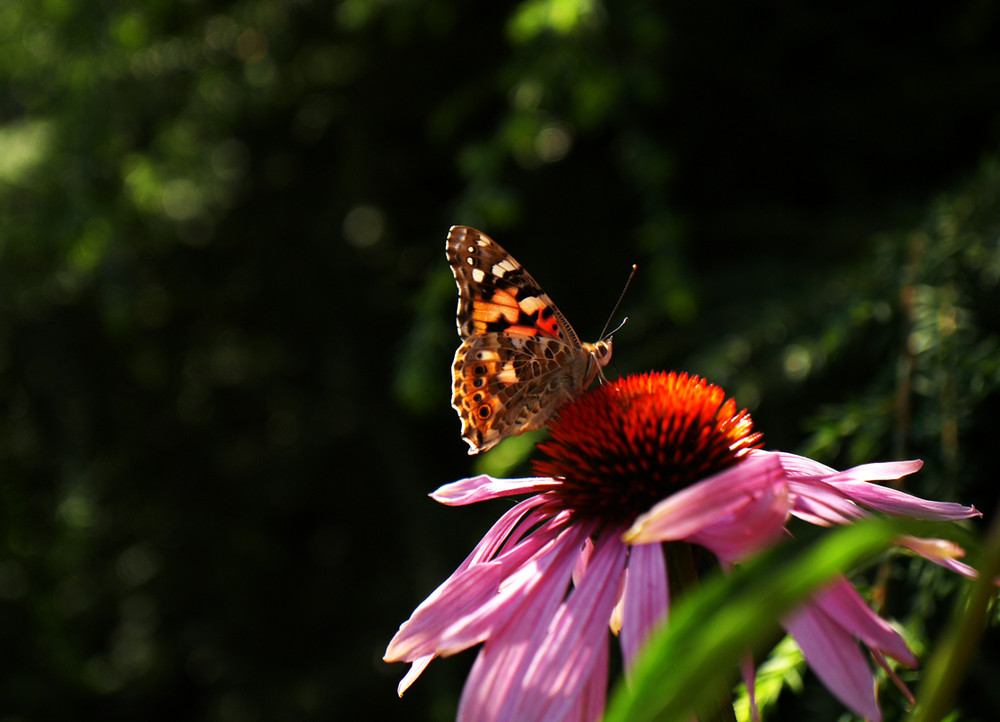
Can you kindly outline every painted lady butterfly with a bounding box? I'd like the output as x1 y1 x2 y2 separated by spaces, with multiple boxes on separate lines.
447 226 613 454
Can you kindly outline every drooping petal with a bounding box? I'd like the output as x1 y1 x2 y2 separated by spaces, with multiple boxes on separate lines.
432 475 561 505
770 450 836 477
897 536 980 579
826 480 979 520
396 655 432 696
386 510 573 663
569 631 610 722
624 452 785 543
384 559 504 662
619 541 669 673
872 648 916 706
460 494 554 571
812 577 917 667
686 479 793 563
785 604 881 722
505 529 628 722
456 521 597 722
787 477 869 525
816 459 923 484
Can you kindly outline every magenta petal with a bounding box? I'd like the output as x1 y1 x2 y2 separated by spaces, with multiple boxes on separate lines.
788 477 869 525
624 452 785 543
384 559 505 661
386 509 573 662
785 605 881 722
821 459 924 484
619 541 669 673
570 631 610 722
872 648 915 706
897 536 980 579
460 495 554 571
505 529 628 722
396 655 432 696
827 480 980 520
686 479 792 563
813 577 917 666
456 522 597 722
432 475 561 505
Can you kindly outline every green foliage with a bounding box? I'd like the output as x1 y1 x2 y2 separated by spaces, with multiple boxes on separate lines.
604 519 912 722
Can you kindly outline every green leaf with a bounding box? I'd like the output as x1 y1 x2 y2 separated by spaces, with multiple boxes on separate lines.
604 518 911 722
909 512 1000 722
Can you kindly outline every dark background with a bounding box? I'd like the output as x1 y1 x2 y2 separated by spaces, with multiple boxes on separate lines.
1 1 998 720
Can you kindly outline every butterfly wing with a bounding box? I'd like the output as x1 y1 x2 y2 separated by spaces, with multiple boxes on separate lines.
452 333 595 453
446 225 583 346
446 226 598 454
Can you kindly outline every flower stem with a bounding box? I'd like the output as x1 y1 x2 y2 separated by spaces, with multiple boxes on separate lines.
664 542 737 722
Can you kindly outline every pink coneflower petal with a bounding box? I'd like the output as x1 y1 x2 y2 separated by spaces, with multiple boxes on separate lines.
507 530 628 721
786 478 868 525
432 475 561 505
619 541 669 673
872 648 916 706
812 577 917 667
623 452 786 544
897 536 980 579
776 448 980 526
781 455 923 484
457 522 598 722
785 603 881 721
825 480 980 520
685 477 794 563
574 633 610 722
462 495 554 569
385 505 572 663
397 654 433 697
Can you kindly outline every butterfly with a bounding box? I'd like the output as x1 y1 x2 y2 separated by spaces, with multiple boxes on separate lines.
447 226 613 454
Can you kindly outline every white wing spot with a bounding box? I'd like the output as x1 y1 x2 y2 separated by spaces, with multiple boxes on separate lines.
497 259 518 273
519 295 544 315
491 264 506 278
465 257 475 265
497 361 518 385
472 268 485 283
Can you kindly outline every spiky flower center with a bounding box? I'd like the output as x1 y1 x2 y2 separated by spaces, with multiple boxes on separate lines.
534 371 763 525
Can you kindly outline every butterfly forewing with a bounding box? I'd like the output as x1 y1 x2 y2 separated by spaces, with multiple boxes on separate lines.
446 226 612 454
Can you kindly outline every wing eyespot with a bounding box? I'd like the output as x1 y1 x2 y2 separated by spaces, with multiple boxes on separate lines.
477 405 492 419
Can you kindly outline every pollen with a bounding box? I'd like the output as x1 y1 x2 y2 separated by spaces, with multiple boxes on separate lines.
534 371 763 525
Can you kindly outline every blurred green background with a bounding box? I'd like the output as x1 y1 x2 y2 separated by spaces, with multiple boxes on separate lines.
0 1 998 720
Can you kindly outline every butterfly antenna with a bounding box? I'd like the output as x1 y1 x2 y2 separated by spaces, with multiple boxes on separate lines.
598 264 637 341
